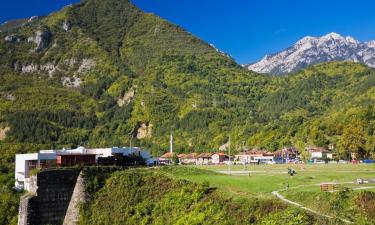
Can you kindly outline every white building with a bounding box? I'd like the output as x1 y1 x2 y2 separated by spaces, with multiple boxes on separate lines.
15 152 57 191
15 146 155 191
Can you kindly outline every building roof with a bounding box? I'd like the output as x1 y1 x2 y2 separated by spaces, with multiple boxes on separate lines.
159 152 175 159
213 152 228 156
235 150 273 156
306 147 330 153
197 153 213 158
274 147 299 156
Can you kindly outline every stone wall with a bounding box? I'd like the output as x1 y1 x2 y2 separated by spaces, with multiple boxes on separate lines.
17 195 31 225
63 170 88 225
24 169 80 225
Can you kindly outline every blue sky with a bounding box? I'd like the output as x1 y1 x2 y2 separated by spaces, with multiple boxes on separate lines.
1 0 375 64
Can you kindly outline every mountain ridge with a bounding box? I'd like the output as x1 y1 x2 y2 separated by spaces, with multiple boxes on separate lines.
247 32 375 75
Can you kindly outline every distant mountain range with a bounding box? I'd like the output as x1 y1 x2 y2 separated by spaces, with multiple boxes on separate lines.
246 32 375 75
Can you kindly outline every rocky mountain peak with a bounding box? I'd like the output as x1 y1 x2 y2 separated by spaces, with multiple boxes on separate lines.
247 33 375 75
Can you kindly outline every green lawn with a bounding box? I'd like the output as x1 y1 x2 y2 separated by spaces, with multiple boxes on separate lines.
168 164 375 196
161 164 375 222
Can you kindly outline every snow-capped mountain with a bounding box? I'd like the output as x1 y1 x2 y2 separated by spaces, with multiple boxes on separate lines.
246 32 375 75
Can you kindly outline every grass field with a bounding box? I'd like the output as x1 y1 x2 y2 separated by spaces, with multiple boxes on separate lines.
161 164 375 222
168 164 375 196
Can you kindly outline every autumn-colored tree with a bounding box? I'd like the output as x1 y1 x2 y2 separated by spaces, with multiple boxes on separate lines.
338 121 366 159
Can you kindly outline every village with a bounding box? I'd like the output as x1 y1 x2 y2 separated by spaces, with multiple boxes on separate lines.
15 142 371 191
158 146 361 165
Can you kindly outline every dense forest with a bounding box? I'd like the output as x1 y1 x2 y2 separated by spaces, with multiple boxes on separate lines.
0 0 375 223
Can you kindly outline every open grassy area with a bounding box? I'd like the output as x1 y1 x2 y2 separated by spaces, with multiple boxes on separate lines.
160 164 375 223
165 164 375 196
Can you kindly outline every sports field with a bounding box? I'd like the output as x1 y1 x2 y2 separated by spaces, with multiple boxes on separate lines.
163 164 375 222
175 164 375 195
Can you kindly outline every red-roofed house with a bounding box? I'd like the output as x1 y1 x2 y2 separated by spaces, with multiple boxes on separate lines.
178 153 198 165
212 152 228 164
196 153 213 165
159 152 175 165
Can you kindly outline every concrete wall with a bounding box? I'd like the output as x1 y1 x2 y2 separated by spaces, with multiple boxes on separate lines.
63 170 88 225
21 169 80 225
17 195 31 225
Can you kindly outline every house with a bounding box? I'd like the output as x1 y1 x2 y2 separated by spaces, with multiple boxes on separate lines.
15 146 155 191
196 153 213 165
159 152 175 165
306 146 333 160
274 147 299 162
211 152 228 164
235 150 275 164
178 153 198 165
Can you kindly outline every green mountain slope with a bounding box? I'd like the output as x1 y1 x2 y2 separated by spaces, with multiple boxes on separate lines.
0 0 267 156
0 0 374 223
0 0 374 158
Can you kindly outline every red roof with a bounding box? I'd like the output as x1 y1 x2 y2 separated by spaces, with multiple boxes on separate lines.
160 152 175 158
197 153 213 158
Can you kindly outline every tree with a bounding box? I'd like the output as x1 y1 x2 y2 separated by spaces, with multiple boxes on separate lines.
338 121 366 159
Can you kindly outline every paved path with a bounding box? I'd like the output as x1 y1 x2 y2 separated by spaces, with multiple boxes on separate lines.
272 188 353 224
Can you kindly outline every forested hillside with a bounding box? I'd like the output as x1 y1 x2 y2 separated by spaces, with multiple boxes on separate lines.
0 0 375 223
0 0 374 161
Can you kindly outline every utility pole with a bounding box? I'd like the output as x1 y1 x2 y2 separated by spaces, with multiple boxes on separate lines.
228 136 231 175
170 133 173 154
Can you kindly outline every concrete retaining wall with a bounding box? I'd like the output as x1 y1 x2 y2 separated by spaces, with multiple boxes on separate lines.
18 169 80 225
63 170 88 225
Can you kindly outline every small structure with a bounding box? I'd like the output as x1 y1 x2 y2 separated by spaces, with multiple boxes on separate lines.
235 150 275 164
178 153 198 165
211 152 228 164
159 152 175 165
196 153 213 165
274 147 299 163
306 146 333 161
320 183 339 192
355 178 368 184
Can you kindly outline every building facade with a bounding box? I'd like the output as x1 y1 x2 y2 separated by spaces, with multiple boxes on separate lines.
15 146 155 191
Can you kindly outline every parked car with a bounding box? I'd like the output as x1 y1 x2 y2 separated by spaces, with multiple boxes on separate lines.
363 159 374 164
338 160 348 164
314 160 326 164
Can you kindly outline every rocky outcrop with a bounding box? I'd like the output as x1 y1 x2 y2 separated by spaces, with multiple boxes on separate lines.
5 35 20 43
136 122 153 139
62 21 71 32
117 88 135 107
77 58 95 73
19 58 94 85
27 30 51 52
0 126 10 141
21 64 38 73
40 63 57 78
1 92 15 101
62 76 82 88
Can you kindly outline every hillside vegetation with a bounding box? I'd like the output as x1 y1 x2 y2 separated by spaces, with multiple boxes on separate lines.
0 0 375 223
0 0 373 158
80 167 320 225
